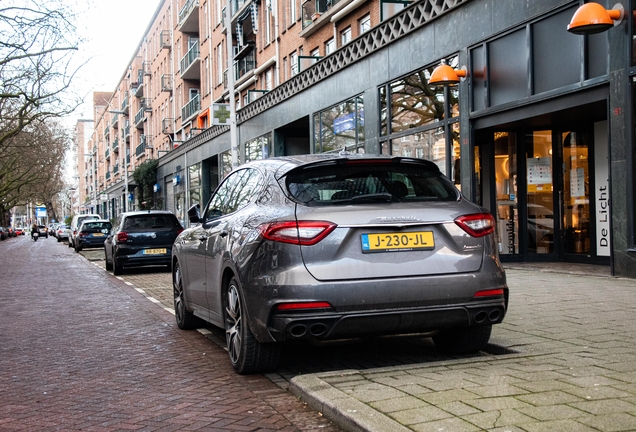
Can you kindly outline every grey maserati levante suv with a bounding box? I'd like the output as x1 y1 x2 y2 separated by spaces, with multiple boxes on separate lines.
172 154 508 374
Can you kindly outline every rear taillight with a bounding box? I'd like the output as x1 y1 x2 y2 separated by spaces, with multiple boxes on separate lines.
275 301 333 311
78 232 86 238
117 232 129 242
176 228 184 236
455 213 495 237
473 288 505 298
260 221 337 245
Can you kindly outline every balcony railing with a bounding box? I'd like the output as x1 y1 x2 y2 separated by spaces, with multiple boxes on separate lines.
134 106 145 129
302 0 337 28
160 30 171 49
162 118 174 134
105 171 111 180
123 125 131 142
230 0 247 16
180 44 200 80
135 137 146 157
104 125 110 138
121 93 129 114
161 74 173 92
181 94 201 122
113 164 119 174
234 51 255 81
111 113 119 128
105 148 110 160
113 137 119 152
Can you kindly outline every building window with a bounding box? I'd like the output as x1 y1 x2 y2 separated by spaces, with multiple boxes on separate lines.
325 38 335 55
290 52 298 76
313 95 364 154
290 0 296 23
265 69 273 90
359 14 371 34
380 0 410 21
217 44 223 85
245 133 272 161
189 163 202 208
310 48 319 57
379 56 460 178
341 27 351 46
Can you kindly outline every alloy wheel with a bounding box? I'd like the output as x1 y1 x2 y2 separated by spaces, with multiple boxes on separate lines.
225 283 242 365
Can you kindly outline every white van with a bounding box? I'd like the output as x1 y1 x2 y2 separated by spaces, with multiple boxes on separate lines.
69 214 101 249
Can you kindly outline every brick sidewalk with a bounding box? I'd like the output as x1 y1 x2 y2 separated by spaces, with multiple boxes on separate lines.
290 270 636 431
0 236 339 431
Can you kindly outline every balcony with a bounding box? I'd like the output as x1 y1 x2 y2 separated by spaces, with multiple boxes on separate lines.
111 113 119 128
125 148 131 165
113 137 119 152
134 73 144 98
178 0 199 33
181 94 201 123
123 125 131 143
162 118 174 134
234 51 255 81
180 44 200 80
105 148 110 160
135 136 147 157
301 0 339 29
105 171 111 181
134 106 145 129
104 125 110 139
160 30 171 49
161 74 173 92
113 164 119 174
121 93 129 114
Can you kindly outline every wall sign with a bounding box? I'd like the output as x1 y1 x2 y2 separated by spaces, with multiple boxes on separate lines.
594 121 610 257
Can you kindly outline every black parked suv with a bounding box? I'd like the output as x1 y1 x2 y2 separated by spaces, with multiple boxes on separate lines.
104 211 183 275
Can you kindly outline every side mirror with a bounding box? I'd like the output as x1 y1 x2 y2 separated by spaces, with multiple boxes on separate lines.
187 204 202 224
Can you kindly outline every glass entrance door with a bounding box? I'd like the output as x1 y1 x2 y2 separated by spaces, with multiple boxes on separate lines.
483 128 597 262
561 131 591 255
526 131 555 255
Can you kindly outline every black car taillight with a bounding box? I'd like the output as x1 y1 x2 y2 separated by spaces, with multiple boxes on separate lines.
117 232 129 242
260 221 337 245
454 213 495 238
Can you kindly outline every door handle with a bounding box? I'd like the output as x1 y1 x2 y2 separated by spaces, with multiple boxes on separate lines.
220 231 228 238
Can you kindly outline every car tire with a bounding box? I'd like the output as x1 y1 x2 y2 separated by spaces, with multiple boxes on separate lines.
225 277 280 374
173 261 200 330
75 244 81 253
432 324 492 355
56 236 61 242
112 255 122 276
105 247 112 271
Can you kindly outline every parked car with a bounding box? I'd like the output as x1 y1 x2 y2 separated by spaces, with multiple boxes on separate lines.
55 224 69 242
171 154 509 374
14 227 24 236
48 223 58 238
37 225 48 238
6 227 15 237
104 211 183 276
74 219 112 252
68 214 101 249
0 227 6 240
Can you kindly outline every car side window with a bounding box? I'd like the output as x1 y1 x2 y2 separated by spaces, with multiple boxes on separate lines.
203 168 262 221
204 173 238 221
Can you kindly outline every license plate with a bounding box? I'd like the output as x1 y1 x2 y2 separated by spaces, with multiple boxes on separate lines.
361 231 434 253
93 233 104 237
143 248 167 255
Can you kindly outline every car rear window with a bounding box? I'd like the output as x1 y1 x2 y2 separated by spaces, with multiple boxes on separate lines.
286 160 459 205
123 215 180 230
81 222 112 232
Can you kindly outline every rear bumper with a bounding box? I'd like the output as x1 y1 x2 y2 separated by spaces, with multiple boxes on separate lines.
268 299 506 342
114 248 172 268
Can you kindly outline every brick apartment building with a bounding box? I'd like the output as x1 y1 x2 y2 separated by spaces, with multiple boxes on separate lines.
76 0 636 278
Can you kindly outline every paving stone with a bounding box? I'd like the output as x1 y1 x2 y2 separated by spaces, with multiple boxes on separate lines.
460 408 536 429
576 412 636 432
516 390 585 406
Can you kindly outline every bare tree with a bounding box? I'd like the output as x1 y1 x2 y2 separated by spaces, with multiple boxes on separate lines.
0 1 82 225
0 120 70 225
